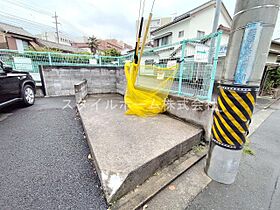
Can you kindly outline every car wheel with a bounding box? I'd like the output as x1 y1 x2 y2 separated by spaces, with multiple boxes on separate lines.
22 85 35 106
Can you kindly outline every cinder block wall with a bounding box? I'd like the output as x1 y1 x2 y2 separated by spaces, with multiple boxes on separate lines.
115 67 126 95
41 66 121 96
41 65 214 140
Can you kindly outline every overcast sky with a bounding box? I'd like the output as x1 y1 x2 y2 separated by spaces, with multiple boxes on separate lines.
0 0 280 45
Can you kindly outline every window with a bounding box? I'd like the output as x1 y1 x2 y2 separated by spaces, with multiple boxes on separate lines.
154 39 159 47
16 39 24 52
197 30 205 38
22 40 29 50
0 61 3 73
161 36 169 46
145 59 154 65
178 30 184 38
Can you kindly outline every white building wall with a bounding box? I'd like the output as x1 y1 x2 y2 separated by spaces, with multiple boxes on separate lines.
152 4 231 46
187 6 216 39
36 32 74 46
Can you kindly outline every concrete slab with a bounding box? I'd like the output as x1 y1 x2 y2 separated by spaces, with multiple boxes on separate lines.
78 94 202 203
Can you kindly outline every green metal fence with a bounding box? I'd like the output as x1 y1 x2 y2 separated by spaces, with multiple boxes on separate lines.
0 31 222 101
139 31 223 101
0 50 133 73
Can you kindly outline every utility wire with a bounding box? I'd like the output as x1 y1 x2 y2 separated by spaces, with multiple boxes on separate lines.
3 0 53 16
2 0 86 36
0 18 55 34
0 12 55 30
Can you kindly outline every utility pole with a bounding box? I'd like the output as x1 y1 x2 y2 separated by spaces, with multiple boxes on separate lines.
222 0 280 86
208 0 222 63
52 12 60 43
206 0 280 184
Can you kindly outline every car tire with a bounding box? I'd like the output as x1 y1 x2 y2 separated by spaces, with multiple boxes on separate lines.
22 85 35 106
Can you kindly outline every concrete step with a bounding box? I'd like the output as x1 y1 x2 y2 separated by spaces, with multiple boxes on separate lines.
144 157 211 210
78 94 203 204
112 146 208 210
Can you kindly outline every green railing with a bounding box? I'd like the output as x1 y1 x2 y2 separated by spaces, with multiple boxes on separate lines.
0 32 222 101
139 31 223 101
0 50 133 73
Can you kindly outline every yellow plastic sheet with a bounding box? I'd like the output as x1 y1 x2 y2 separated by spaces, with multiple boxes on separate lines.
124 61 178 117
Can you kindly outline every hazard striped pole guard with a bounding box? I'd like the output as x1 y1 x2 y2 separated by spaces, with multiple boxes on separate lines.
211 84 259 150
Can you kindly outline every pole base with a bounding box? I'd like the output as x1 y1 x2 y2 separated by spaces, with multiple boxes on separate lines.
205 141 243 184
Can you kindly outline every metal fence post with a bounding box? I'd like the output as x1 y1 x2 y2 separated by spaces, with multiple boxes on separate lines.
207 31 222 101
48 52 52 65
99 57 102 66
178 40 186 95
117 57 120 66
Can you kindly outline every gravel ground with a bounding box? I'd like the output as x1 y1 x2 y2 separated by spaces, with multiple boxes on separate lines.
0 97 107 210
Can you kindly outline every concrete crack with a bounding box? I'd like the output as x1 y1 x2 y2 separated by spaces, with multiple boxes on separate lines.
268 172 280 210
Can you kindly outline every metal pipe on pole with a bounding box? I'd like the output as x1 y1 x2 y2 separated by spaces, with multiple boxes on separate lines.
206 0 280 184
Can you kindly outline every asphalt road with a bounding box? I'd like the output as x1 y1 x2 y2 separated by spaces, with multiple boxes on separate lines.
0 97 107 209
187 100 280 210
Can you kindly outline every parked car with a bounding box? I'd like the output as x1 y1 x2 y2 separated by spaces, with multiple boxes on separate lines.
0 59 36 109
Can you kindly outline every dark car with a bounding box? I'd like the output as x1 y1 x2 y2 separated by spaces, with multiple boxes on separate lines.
0 59 36 109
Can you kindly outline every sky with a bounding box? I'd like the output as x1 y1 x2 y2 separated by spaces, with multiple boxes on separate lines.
0 0 279 45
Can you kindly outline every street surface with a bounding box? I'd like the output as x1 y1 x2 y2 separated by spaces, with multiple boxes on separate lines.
0 97 107 209
187 99 280 210
1 97 279 210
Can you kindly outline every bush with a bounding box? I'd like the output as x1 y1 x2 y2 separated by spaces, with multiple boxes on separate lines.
264 67 280 94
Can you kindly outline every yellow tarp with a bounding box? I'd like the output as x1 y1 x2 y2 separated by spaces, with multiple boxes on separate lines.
124 61 178 117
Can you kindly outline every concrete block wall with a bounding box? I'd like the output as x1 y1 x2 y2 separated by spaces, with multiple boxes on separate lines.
74 80 88 104
41 65 214 140
41 66 121 96
115 67 126 95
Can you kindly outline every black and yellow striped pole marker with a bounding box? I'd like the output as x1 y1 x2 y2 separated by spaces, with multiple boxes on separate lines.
206 84 258 184
211 84 258 150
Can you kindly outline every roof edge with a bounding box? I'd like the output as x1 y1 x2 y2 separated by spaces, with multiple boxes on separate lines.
151 0 233 35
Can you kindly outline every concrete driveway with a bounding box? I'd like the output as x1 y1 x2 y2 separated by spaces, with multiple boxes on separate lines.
0 97 107 209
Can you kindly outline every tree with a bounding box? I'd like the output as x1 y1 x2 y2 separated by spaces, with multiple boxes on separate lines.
103 48 121 56
88 35 99 54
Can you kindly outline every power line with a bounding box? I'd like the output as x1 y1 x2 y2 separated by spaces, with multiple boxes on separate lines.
0 12 55 30
2 0 88 37
3 0 53 16
0 20 53 35
3 0 79 31
0 14 56 35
